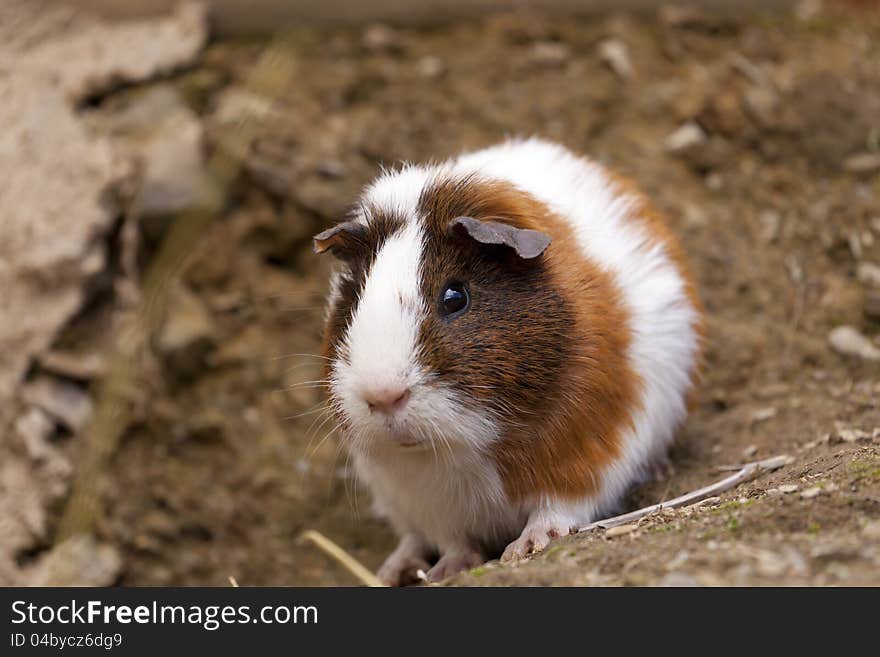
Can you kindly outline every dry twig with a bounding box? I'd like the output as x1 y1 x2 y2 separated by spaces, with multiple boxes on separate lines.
578 455 791 532
298 530 385 587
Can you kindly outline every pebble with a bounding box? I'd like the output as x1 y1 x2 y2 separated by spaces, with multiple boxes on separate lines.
836 428 869 443
605 523 638 538
758 210 782 243
751 407 777 423
27 535 122 586
597 38 633 79
778 484 800 494
21 377 92 432
664 122 706 152
857 262 880 288
15 407 56 461
800 486 822 499
844 152 880 173
362 24 402 53
532 41 570 66
156 285 216 379
416 56 446 79
742 444 759 458
828 325 880 361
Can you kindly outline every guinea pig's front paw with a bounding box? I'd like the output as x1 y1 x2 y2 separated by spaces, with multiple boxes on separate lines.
426 547 484 583
377 535 431 587
501 520 574 562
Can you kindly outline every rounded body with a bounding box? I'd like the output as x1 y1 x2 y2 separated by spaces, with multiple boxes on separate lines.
317 139 703 584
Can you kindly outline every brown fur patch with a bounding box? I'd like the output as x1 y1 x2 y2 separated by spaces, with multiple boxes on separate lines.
417 177 642 502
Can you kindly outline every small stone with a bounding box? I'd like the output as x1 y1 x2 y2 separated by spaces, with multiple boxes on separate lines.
758 211 782 243
21 377 92 432
778 484 799 494
605 523 638 538
849 232 863 260
597 38 633 79
742 444 759 458
743 86 780 128
155 285 216 379
751 407 777 423
857 263 880 288
844 152 880 173
27 534 122 586
15 407 56 461
95 86 217 234
800 486 822 499
416 56 446 78
828 325 880 361
532 41 570 66
362 24 402 53
665 122 706 152
836 428 869 443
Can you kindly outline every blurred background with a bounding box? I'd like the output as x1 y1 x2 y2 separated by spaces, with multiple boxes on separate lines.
1 0 879 587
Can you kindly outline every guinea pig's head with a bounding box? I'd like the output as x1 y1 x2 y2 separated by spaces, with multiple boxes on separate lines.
315 172 576 454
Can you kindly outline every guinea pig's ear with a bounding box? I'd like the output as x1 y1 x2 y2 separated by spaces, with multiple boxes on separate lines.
449 216 551 260
313 220 366 257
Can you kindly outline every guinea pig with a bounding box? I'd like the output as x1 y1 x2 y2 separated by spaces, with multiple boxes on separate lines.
313 138 703 585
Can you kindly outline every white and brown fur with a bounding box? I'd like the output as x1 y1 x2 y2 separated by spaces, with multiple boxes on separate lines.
315 138 703 585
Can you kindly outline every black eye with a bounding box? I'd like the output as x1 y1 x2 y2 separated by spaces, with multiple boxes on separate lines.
439 281 470 318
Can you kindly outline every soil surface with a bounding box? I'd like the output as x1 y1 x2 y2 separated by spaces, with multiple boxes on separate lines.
57 5 880 585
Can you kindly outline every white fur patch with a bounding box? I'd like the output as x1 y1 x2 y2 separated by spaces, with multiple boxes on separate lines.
330 194 506 551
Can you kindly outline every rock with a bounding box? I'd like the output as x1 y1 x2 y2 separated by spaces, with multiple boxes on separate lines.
26 534 122 586
742 444 759 458
0 1 207 429
416 56 446 79
743 85 780 128
39 350 106 381
21 377 92 433
758 210 782 243
858 263 880 288
93 85 218 239
362 24 403 53
155 285 216 379
15 408 56 461
664 122 707 152
800 486 822 499
835 428 869 443
532 41 570 66
828 326 880 361
844 152 880 173
778 484 799 494
751 407 777 423
597 38 633 79
605 523 638 538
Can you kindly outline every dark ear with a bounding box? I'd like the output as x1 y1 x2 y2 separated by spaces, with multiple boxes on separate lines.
449 216 551 260
313 220 366 256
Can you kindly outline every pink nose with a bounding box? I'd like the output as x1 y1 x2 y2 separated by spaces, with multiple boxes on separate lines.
364 387 410 415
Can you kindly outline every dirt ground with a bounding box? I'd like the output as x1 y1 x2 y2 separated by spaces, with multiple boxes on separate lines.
47 5 880 585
